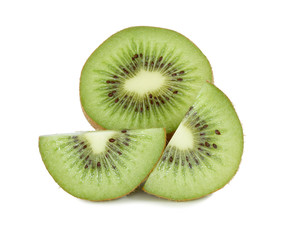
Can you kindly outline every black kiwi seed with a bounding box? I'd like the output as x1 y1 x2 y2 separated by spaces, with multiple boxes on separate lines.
206 152 211 156
203 124 208 128
195 123 200 128
171 73 177 76
106 80 111 83
177 78 183 81
215 130 221 135
73 144 79 149
189 163 193 169
213 144 217 149
122 68 129 74
158 56 163 62
115 98 119 103
85 155 89 161
194 159 199 165
97 162 101 167
205 142 210 147
200 133 205 136
198 148 203 151
121 130 127 133
149 94 153 98
123 142 129 146
179 71 185 74
109 138 115 143
108 92 113 97
117 151 122 155
169 156 173 162
173 91 178 94
84 164 88 169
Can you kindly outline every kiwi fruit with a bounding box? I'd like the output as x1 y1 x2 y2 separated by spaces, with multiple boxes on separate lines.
143 83 244 201
39 128 166 201
80 26 213 134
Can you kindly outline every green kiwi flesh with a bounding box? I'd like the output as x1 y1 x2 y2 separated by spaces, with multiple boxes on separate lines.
143 83 243 201
80 26 213 134
39 128 166 201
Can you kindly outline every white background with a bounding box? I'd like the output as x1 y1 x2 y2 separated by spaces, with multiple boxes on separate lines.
1 0 299 239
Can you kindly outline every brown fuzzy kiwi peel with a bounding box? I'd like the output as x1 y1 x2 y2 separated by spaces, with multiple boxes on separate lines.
81 103 105 130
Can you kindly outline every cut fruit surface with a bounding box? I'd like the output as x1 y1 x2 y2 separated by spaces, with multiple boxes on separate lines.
143 83 243 201
39 128 166 201
80 26 213 134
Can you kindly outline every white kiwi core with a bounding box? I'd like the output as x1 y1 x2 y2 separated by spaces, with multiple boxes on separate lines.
124 70 166 96
83 131 116 154
168 124 194 150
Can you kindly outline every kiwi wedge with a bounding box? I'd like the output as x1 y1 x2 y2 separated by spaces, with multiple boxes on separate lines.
80 26 213 134
39 128 166 201
143 83 243 201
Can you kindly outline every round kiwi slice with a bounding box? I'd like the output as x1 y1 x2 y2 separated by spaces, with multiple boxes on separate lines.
39 128 166 201
143 83 243 201
80 26 213 134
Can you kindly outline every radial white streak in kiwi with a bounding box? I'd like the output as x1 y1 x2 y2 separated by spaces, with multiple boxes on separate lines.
123 70 166 96
168 123 194 150
83 131 115 154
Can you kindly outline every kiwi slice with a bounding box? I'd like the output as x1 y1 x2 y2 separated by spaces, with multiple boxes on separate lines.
80 26 213 134
143 83 243 201
39 128 166 201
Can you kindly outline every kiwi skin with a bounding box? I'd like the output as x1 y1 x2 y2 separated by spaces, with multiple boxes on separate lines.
39 129 167 202
81 103 105 131
142 82 244 201
79 26 214 135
